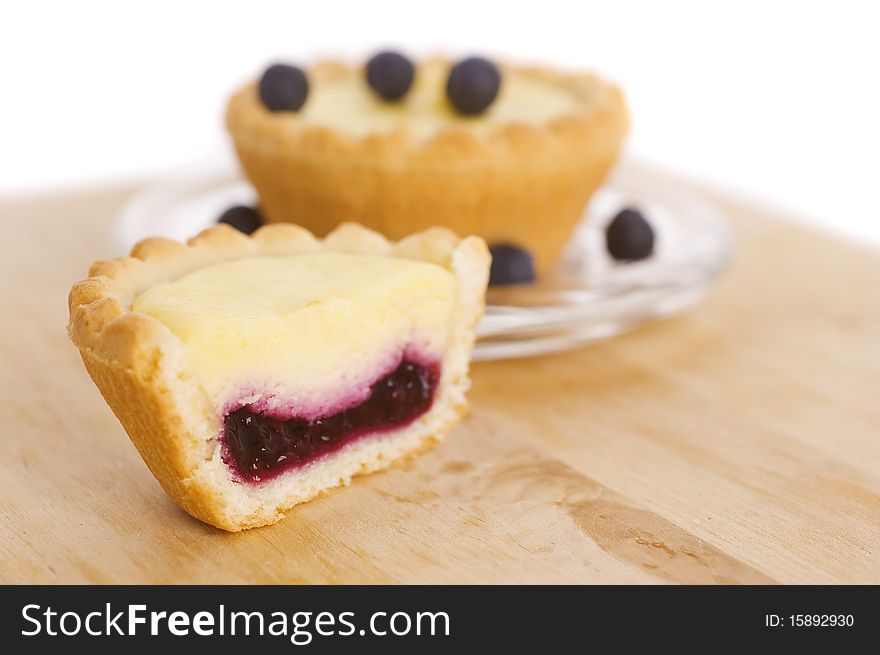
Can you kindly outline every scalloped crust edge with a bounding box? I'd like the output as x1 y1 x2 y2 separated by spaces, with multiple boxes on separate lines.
68 222 490 531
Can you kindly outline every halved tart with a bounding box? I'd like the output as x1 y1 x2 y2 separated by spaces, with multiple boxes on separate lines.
68 223 489 531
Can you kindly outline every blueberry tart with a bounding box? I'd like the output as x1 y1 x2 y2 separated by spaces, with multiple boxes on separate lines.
68 223 489 531
226 55 628 274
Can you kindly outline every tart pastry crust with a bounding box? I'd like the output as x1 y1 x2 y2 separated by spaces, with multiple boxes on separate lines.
68 222 489 531
227 60 628 273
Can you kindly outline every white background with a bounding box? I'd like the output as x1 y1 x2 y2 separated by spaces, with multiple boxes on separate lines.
2 0 878 246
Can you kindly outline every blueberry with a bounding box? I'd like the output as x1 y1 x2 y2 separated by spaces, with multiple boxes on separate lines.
606 208 655 261
258 63 309 112
218 205 263 235
221 359 438 481
366 50 415 102
446 57 501 115
489 244 536 286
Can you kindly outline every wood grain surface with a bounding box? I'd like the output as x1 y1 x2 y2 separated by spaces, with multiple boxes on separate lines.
1 167 878 583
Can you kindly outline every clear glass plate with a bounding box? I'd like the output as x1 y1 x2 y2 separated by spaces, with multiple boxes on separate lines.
115 161 733 361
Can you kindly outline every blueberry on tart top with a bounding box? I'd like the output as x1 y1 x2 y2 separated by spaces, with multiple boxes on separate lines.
226 54 628 274
68 223 489 531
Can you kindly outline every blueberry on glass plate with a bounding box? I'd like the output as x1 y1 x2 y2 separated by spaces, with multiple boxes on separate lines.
218 205 263 235
489 243 536 286
606 207 655 261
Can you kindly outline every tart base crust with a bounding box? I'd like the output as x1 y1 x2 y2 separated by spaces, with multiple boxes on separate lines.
68 223 489 531
226 61 629 273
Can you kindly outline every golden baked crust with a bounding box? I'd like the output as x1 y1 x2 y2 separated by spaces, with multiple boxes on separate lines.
226 60 629 273
68 222 489 531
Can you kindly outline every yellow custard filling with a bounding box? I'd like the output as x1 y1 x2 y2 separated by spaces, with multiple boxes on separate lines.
297 62 580 139
132 252 456 416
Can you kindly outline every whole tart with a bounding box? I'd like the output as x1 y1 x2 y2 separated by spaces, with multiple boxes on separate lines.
68 222 489 531
226 58 629 273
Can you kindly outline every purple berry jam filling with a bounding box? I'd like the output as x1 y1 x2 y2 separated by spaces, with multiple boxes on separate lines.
222 359 440 483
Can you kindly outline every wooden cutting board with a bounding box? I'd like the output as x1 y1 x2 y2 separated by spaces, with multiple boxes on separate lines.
2 166 878 584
